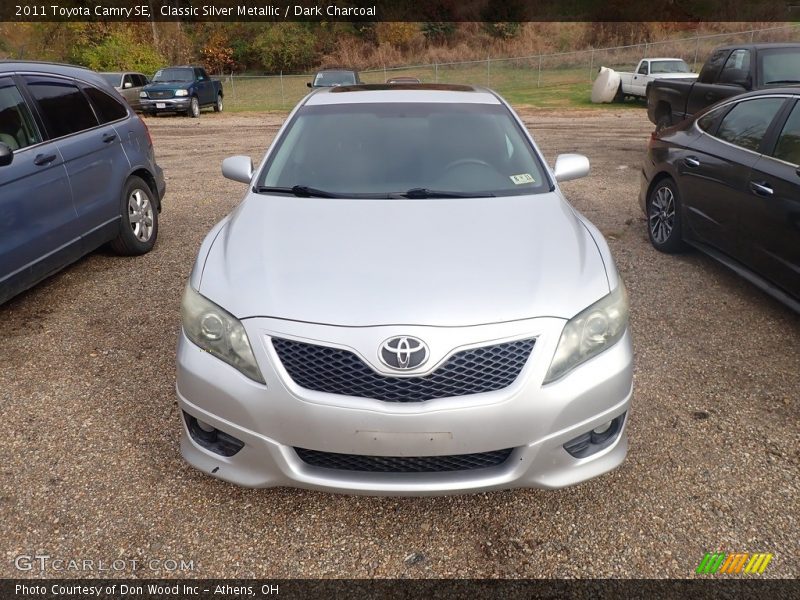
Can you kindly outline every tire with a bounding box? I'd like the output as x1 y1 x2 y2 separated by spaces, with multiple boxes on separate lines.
109 176 159 256
213 93 223 112
655 113 672 134
646 178 686 254
187 96 200 118
613 84 624 103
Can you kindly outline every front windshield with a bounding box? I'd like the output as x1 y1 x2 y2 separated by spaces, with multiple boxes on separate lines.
759 49 800 84
100 73 123 87
152 68 193 83
257 102 550 198
649 60 690 74
314 71 357 86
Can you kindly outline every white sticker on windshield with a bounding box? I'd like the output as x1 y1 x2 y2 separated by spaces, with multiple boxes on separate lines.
510 173 535 185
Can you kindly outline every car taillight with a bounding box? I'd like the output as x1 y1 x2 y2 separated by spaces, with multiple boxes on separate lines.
647 132 658 150
139 116 153 147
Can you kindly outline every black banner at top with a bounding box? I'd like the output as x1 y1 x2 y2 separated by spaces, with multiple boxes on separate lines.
3 0 800 22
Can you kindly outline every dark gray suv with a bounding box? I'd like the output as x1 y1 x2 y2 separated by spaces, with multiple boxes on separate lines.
0 62 166 305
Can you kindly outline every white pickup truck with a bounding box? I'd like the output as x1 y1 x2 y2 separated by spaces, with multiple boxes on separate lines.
614 58 698 100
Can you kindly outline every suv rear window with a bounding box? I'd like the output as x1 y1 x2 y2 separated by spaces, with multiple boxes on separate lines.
83 85 128 123
24 76 98 138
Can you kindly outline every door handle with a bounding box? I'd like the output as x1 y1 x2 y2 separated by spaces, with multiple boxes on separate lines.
33 153 57 166
102 132 117 143
705 92 715 101
684 156 701 168
750 181 773 197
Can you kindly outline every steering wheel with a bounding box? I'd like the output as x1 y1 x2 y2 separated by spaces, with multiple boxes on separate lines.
443 158 494 172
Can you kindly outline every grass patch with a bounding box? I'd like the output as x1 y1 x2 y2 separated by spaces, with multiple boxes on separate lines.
223 64 646 113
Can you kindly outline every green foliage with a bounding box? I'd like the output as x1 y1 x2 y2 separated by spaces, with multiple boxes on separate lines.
253 24 316 73
375 23 419 49
75 31 165 75
421 22 457 44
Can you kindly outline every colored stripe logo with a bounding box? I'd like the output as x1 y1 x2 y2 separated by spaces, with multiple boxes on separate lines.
696 552 773 574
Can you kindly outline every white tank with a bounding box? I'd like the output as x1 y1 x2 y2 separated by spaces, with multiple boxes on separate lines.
591 67 621 103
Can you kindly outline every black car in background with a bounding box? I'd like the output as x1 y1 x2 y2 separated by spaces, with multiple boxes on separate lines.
307 68 361 88
647 43 800 131
640 88 800 312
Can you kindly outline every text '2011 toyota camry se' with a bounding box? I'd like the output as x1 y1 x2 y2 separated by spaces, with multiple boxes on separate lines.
176 84 633 495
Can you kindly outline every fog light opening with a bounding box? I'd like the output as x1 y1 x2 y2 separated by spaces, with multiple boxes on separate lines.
183 411 244 457
564 412 626 459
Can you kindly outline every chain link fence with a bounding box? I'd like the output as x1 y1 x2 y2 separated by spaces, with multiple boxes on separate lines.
222 24 800 111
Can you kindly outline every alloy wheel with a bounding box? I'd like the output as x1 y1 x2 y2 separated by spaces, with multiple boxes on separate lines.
649 185 675 244
128 189 154 242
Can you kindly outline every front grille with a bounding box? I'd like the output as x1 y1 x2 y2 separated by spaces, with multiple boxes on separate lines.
295 447 514 473
272 337 535 403
148 90 174 99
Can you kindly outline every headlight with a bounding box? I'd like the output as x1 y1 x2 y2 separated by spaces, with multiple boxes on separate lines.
544 282 629 384
181 285 265 384
139 91 148 98
174 89 189 97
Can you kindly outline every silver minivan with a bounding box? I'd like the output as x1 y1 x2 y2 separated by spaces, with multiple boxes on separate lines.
100 71 150 111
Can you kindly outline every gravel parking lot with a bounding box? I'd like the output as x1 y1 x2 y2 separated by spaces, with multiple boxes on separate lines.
2 107 798 579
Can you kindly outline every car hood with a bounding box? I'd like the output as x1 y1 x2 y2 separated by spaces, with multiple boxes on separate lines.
198 192 611 326
143 82 190 91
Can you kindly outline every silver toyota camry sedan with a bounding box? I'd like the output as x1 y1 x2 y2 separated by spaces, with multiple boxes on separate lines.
176 84 633 494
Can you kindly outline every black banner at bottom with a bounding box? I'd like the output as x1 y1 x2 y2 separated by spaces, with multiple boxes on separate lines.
3 579 800 600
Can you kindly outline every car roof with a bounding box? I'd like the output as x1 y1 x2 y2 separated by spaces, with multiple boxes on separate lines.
304 84 502 106
721 87 800 100
0 60 110 88
712 42 800 51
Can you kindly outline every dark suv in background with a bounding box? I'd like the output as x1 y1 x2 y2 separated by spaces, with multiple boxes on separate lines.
0 61 166 305
307 68 362 88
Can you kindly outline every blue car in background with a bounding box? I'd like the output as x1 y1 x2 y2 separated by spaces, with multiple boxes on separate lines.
0 61 166 305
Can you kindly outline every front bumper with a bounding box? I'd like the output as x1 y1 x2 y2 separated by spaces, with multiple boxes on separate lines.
140 97 190 112
176 317 633 495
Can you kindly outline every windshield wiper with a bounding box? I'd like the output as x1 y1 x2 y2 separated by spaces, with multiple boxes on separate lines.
398 188 496 199
765 79 800 84
254 185 342 198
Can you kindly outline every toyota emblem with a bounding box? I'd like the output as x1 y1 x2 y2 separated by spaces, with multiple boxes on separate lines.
379 336 429 370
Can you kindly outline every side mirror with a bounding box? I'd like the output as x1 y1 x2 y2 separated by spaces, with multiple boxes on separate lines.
0 142 13 167
123 81 133 89
222 155 253 184
553 153 590 182
306 82 312 88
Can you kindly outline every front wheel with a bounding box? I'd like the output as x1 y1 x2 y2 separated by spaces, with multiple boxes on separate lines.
110 176 159 256
646 178 686 253
214 93 223 112
187 96 200 118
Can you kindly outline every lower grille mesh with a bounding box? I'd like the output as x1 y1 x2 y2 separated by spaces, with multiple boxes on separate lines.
272 337 535 402
294 447 514 473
